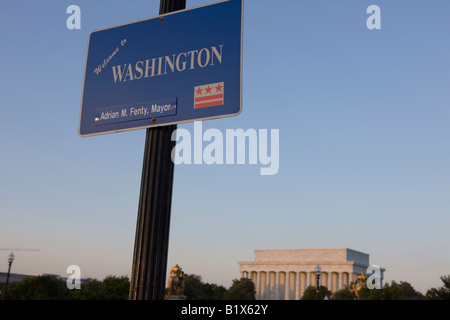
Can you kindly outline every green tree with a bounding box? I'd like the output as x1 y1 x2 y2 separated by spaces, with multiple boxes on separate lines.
100 275 130 300
331 287 354 300
425 275 450 300
70 278 102 300
357 280 422 300
300 285 332 300
398 281 423 300
382 281 404 300
184 274 209 300
70 275 129 300
183 274 227 300
6 276 70 300
207 283 227 300
357 284 383 300
223 278 255 300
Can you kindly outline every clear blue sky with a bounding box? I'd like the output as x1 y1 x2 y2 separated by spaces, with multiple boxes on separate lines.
1 0 450 295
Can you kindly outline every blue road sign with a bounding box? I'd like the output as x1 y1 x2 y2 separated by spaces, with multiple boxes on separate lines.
79 0 243 137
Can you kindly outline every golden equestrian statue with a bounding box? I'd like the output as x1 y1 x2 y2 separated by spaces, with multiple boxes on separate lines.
167 264 185 299
351 272 367 299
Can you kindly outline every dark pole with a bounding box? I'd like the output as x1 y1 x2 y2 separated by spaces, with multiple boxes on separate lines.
316 274 320 300
129 0 186 300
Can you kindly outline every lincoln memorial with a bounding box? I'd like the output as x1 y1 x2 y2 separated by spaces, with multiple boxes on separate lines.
238 248 384 300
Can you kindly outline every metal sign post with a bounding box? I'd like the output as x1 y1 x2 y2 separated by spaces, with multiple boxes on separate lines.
128 0 185 300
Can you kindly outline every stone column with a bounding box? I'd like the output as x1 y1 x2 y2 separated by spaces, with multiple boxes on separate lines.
330 272 334 292
343 272 349 288
251 271 258 296
305 271 310 288
310 271 315 289
299 272 306 298
263 271 269 300
321 272 327 288
275 272 280 300
284 271 289 300
257 272 262 300
334 272 339 292
290 272 296 300
269 272 276 300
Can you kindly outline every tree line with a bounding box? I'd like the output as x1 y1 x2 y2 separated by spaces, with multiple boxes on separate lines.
302 275 450 300
1 273 449 300
0 274 255 300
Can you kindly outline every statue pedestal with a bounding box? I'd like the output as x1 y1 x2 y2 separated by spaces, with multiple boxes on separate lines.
165 295 186 300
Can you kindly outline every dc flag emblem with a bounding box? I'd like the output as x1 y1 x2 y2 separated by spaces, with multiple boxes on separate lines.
194 82 224 109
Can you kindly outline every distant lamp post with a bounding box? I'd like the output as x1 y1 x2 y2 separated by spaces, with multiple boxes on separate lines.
314 264 322 300
3 252 15 300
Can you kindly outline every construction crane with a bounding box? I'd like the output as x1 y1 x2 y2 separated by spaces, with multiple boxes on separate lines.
0 248 40 252
0 248 40 260
0 248 40 263
0 248 40 262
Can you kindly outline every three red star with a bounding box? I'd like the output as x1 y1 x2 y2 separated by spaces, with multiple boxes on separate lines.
196 83 224 97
